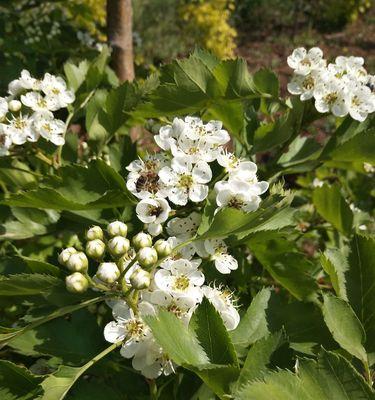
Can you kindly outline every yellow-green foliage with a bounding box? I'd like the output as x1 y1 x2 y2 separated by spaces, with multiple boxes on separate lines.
180 0 237 59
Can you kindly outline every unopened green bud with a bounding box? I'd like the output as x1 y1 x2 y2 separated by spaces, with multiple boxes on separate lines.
66 272 89 293
108 236 130 257
137 247 158 268
132 232 152 249
58 247 77 266
8 99 21 112
97 262 120 284
107 221 128 237
86 239 105 259
66 252 88 272
154 239 172 257
130 268 151 289
86 226 103 241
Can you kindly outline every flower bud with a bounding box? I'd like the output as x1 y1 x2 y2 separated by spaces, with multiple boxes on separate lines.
107 221 128 237
132 232 152 249
108 236 130 257
130 268 151 289
66 272 89 293
8 99 22 112
146 223 163 237
137 247 158 268
66 252 88 272
154 239 172 257
86 226 103 241
86 239 105 259
58 247 77 266
97 262 120 284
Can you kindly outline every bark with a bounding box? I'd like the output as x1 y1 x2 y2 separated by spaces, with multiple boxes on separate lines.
107 0 135 82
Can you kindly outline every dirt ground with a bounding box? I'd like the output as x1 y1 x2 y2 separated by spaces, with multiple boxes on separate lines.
237 9 375 92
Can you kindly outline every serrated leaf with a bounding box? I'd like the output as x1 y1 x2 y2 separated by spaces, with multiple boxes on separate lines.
145 309 209 366
322 294 367 363
236 350 374 399
190 298 238 366
0 360 42 400
313 183 353 235
346 235 375 352
252 69 279 97
231 288 271 347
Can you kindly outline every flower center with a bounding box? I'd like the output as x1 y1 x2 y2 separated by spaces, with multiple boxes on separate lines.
136 171 159 193
52 88 60 95
178 173 193 189
173 275 190 291
300 58 311 67
351 95 361 107
148 205 162 217
42 123 52 133
167 303 184 318
13 118 27 130
37 98 47 108
324 92 338 105
227 196 245 209
125 319 145 339
302 75 315 90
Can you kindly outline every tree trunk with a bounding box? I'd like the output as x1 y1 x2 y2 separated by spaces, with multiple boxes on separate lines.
107 0 135 82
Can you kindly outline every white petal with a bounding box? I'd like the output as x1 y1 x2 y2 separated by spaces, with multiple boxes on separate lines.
189 184 208 203
104 321 125 343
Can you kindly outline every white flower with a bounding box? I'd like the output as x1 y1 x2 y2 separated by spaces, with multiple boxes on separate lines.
287 47 326 76
166 212 201 239
333 56 367 83
0 126 12 156
0 98 8 120
126 155 169 199
21 92 58 112
8 70 41 95
104 301 153 361
136 197 171 224
204 238 238 274
287 71 321 101
32 112 66 145
154 117 186 150
154 258 204 303
314 81 349 117
203 285 240 330
159 158 212 205
214 179 265 213
346 84 375 122
8 100 21 113
4 114 36 145
41 73 75 109
146 222 163 237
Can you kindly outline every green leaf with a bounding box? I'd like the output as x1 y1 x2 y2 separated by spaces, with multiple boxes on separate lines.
0 360 42 400
0 256 60 276
190 298 238 366
313 183 353 235
320 249 349 300
63 60 89 93
145 309 209 366
85 90 108 143
330 129 375 163
248 238 318 301
252 69 279 97
231 288 271 347
9 310 104 364
198 195 295 240
236 350 374 399
346 235 375 352
232 331 285 394
38 341 120 400
322 294 367 363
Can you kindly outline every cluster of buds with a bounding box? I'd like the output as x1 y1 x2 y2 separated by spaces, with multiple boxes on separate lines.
58 221 172 294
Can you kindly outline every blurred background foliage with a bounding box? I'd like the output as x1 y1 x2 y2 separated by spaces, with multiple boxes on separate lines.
0 0 373 90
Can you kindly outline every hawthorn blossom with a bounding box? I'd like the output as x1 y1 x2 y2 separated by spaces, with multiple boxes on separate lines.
346 84 375 122
136 197 171 224
4 114 37 144
158 158 212 205
154 258 204 303
287 47 326 76
287 71 320 101
8 69 41 95
0 98 8 120
203 285 240 330
314 81 349 117
0 127 12 156
204 238 238 274
21 92 58 113
33 112 66 145
41 73 75 108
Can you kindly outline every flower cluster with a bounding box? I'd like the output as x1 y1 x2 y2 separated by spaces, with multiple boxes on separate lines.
0 70 74 156
287 47 375 121
126 116 269 235
59 219 240 379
